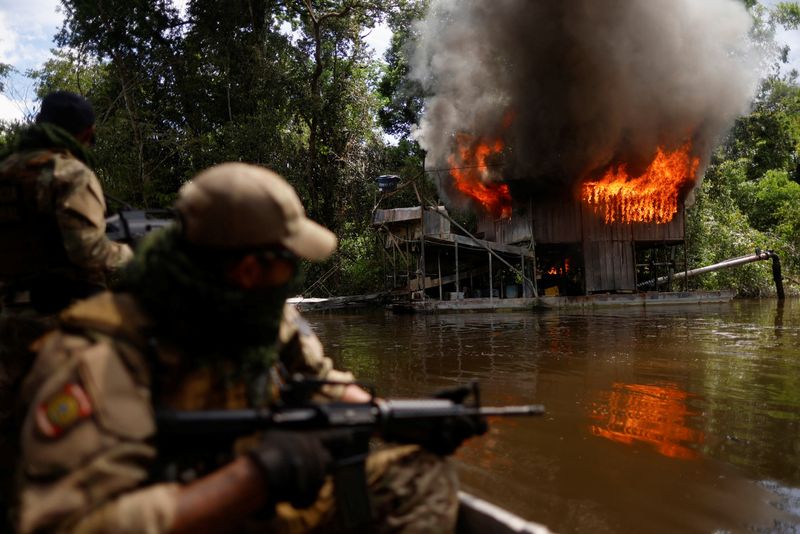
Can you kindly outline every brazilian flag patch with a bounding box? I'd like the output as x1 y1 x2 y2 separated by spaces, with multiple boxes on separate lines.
36 383 93 439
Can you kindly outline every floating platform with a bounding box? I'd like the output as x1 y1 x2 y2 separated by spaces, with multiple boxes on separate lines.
290 290 736 313
392 290 736 314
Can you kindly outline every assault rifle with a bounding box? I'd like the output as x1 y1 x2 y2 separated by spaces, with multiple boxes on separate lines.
104 193 173 245
105 209 173 245
156 380 544 528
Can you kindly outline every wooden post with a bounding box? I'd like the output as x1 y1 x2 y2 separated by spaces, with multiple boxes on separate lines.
521 253 526 298
392 242 397 288
489 251 493 302
381 235 387 290
529 201 540 298
683 208 689 291
420 222 426 301
455 241 460 296
405 237 410 292
438 249 443 301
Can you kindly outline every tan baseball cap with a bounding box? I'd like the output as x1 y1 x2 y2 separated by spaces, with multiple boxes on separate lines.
175 163 337 261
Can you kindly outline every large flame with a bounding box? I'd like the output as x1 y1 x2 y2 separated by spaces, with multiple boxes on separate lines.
448 133 513 219
581 142 700 224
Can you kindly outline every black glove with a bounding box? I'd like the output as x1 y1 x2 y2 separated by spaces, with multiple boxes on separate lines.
422 413 488 455
424 385 488 455
249 430 332 509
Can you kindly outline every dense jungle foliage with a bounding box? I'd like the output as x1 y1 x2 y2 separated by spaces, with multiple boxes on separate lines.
0 0 799 297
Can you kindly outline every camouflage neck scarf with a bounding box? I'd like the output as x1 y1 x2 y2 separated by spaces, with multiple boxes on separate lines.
116 227 289 378
8 123 95 167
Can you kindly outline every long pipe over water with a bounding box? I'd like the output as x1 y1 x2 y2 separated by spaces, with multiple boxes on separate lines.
640 250 785 299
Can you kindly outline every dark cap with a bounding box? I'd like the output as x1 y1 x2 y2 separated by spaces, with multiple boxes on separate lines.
36 91 95 135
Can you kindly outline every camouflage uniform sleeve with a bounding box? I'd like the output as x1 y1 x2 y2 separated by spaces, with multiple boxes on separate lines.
17 331 178 534
50 154 133 272
277 303 354 400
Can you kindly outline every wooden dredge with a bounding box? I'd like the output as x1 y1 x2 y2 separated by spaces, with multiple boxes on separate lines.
369 192 781 312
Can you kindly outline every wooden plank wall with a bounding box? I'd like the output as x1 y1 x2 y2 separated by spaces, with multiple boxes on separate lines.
477 213 496 241
533 200 582 244
423 208 451 237
471 197 686 293
631 204 685 242
581 204 636 292
583 240 636 292
494 213 532 245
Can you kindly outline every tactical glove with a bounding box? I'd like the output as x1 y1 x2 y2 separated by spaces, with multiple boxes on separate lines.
421 411 488 455
424 385 488 455
249 430 332 509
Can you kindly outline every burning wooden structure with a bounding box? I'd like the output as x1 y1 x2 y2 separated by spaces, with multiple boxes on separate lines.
427 135 700 298
370 136 754 302
372 206 537 302
372 196 688 302
478 196 687 295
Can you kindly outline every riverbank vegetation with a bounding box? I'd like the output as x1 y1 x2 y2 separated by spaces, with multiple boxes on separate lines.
687 1 800 296
1 0 799 297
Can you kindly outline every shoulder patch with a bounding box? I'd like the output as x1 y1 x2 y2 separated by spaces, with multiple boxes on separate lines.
36 383 93 439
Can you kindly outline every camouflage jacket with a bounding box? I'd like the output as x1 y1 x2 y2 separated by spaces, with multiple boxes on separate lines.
0 148 132 299
16 291 355 533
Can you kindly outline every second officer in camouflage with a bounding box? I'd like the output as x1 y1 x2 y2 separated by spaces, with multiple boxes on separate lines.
0 91 132 531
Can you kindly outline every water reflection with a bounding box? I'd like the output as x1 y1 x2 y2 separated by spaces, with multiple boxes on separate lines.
307 299 800 533
589 382 704 460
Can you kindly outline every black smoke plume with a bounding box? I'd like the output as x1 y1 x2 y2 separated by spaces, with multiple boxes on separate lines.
410 0 761 206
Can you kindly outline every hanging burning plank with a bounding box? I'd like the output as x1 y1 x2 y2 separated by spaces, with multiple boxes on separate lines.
581 142 701 224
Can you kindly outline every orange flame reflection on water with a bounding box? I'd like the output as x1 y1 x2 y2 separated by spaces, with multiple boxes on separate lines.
448 133 513 219
581 142 700 224
590 383 704 460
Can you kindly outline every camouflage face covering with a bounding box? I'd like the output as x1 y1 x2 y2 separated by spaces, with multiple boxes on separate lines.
116 227 290 376
3 123 95 166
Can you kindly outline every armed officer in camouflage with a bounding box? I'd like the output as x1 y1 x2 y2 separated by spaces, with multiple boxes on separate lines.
0 91 132 530
16 163 458 533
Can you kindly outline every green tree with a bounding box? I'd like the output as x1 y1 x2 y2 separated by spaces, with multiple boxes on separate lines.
687 1 800 294
0 62 11 93
40 0 413 295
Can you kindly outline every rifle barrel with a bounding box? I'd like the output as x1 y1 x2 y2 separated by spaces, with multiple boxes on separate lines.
478 405 546 416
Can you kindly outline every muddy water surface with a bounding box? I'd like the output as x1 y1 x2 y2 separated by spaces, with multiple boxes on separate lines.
307 299 800 533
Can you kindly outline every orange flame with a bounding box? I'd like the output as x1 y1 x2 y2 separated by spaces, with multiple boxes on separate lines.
546 258 571 276
590 383 704 460
581 142 700 224
448 133 512 219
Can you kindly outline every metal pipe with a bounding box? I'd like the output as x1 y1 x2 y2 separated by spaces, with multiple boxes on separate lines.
639 251 777 289
772 253 785 300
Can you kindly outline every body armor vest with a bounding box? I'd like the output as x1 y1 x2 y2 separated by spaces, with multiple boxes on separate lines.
0 150 72 281
59 292 254 481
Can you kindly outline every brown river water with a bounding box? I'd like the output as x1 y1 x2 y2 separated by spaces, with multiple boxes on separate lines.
306 299 800 534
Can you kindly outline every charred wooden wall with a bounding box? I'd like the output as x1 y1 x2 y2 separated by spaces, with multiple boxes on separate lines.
477 199 686 293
